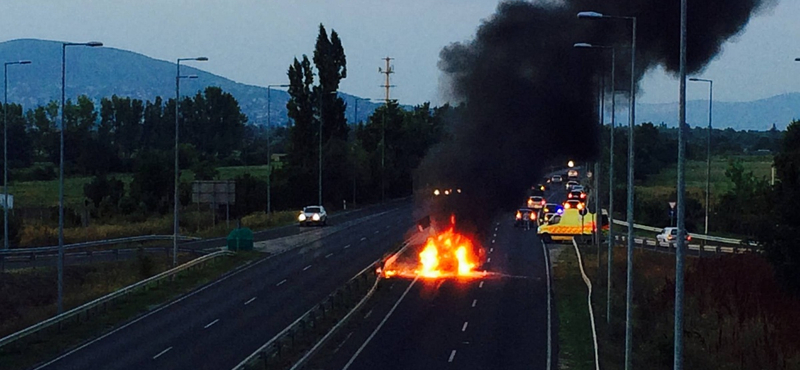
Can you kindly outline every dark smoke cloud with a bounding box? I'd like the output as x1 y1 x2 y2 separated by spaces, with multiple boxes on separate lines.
418 0 775 234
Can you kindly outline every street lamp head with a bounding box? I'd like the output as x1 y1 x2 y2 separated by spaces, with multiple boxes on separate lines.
577 11 605 19
795 58 800 62
195 57 209 61
18 60 32 65
85 41 103 47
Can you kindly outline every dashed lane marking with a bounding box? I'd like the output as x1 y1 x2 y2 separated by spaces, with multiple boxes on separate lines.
303 265 312 271
448 350 457 363
360 237 367 241
487 257 492 263
472 299 477 307
364 309 373 319
276 279 287 286
462 322 469 332
325 253 334 258
344 244 351 249
152 347 172 360
204 319 219 329
244 297 257 305
479 281 484 288
374 230 380 234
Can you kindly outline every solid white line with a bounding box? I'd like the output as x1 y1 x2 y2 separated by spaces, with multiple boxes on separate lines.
541 241 553 370
244 297 257 305
344 244 351 249
462 322 469 332
276 279 287 286
471 299 477 307
448 349 457 363
364 309 373 319
342 278 418 370
204 319 219 329
479 281 484 288
325 253 334 258
303 265 312 271
360 237 367 241
152 346 172 360
572 239 601 370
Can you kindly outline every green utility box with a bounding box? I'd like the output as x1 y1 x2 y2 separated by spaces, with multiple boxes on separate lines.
227 227 254 251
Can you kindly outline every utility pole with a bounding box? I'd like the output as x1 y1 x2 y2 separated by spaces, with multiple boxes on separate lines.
378 57 395 202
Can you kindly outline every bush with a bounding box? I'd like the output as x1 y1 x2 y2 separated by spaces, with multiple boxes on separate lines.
84 175 125 212
0 212 23 247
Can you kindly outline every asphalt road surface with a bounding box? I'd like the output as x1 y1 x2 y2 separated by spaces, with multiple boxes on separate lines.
32 200 414 370
312 218 557 370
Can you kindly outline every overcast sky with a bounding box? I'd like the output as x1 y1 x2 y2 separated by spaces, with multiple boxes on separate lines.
1 0 798 105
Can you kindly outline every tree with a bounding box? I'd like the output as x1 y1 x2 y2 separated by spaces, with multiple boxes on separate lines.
313 24 348 142
130 150 173 214
762 120 800 295
286 55 316 171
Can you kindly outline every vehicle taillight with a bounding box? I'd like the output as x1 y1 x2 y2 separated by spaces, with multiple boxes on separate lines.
687 235 692 241
541 200 546 205
530 212 536 220
581 193 586 199
516 211 522 219
568 194 573 199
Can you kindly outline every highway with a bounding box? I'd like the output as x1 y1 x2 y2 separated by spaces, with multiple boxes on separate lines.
31 200 414 370
311 216 556 370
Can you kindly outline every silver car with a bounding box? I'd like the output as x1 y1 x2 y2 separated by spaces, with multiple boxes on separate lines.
298 205 327 226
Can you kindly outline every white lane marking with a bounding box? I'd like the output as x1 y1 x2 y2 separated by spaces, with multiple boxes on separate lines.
244 297 257 305
342 278 418 370
462 322 469 332
303 265 312 271
152 347 172 360
487 257 492 263
333 332 354 354
448 349 457 363
493 233 496 237
364 309 373 319
204 319 219 329
472 299 477 307
492 239 495 244
276 279 287 286
344 244 351 249
479 281 484 288
360 237 367 241
385 226 390 229
325 253 334 259
374 230 380 234
490 248 494 253
541 241 553 370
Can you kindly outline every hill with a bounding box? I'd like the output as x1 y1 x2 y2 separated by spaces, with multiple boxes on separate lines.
0 38 381 126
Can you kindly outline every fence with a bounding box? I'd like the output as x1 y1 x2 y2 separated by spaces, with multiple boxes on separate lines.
0 250 234 349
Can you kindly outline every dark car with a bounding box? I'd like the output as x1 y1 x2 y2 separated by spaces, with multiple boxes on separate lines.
539 203 564 225
514 208 536 227
567 190 587 202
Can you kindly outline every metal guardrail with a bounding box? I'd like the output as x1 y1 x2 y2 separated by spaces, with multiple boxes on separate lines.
0 235 201 256
611 219 758 247
612 235 760 255
0 249 234 349
233 241 411 370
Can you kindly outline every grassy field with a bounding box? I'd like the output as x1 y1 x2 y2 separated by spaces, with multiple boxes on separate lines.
553 244 597 370
0 251 263 370
638 155 772 203
7 165 272 209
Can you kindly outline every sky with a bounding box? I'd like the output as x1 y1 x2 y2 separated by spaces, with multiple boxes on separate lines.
0 0 798 106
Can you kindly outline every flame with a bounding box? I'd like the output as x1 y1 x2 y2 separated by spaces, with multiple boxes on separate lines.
416 220 479 278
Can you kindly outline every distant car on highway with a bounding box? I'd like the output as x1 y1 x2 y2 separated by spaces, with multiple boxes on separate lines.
567 169 579 179
298 205 327 226
656 227 691 244
514 208 536 227
565 180 580 190
567 190 587 202
571 184 584 192
527 196 546 210
538 204 563 225
550 174 563 183
563 199 584 210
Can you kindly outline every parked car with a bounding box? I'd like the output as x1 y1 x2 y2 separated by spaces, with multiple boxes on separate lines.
298 205 327 226
656 227 691 244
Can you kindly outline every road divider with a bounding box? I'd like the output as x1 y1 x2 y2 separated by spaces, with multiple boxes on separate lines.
0 250 234 349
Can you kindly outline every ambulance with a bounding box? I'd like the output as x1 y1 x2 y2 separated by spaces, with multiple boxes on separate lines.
537 208 595 243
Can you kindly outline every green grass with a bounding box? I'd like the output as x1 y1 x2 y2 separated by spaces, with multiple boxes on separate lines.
553 245 597 370
0 251 263 370
639 155 772 203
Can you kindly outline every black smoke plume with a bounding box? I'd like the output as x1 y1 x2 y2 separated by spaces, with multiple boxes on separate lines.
418 0 775 235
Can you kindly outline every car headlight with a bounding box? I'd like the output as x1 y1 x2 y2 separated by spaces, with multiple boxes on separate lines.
312 213 320 221
298 214 307 221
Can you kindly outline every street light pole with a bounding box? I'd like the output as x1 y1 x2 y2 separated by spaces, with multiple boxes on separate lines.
577 12 636 370
173 57 207 268
3 60 30 251
266 84 289 214
58 41 102 314
689 78 712 235
675 0 688 368
574 42 617 325
352 97 371 206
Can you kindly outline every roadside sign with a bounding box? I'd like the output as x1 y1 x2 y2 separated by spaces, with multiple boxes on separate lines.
669 201 676 209
0 194 13 210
